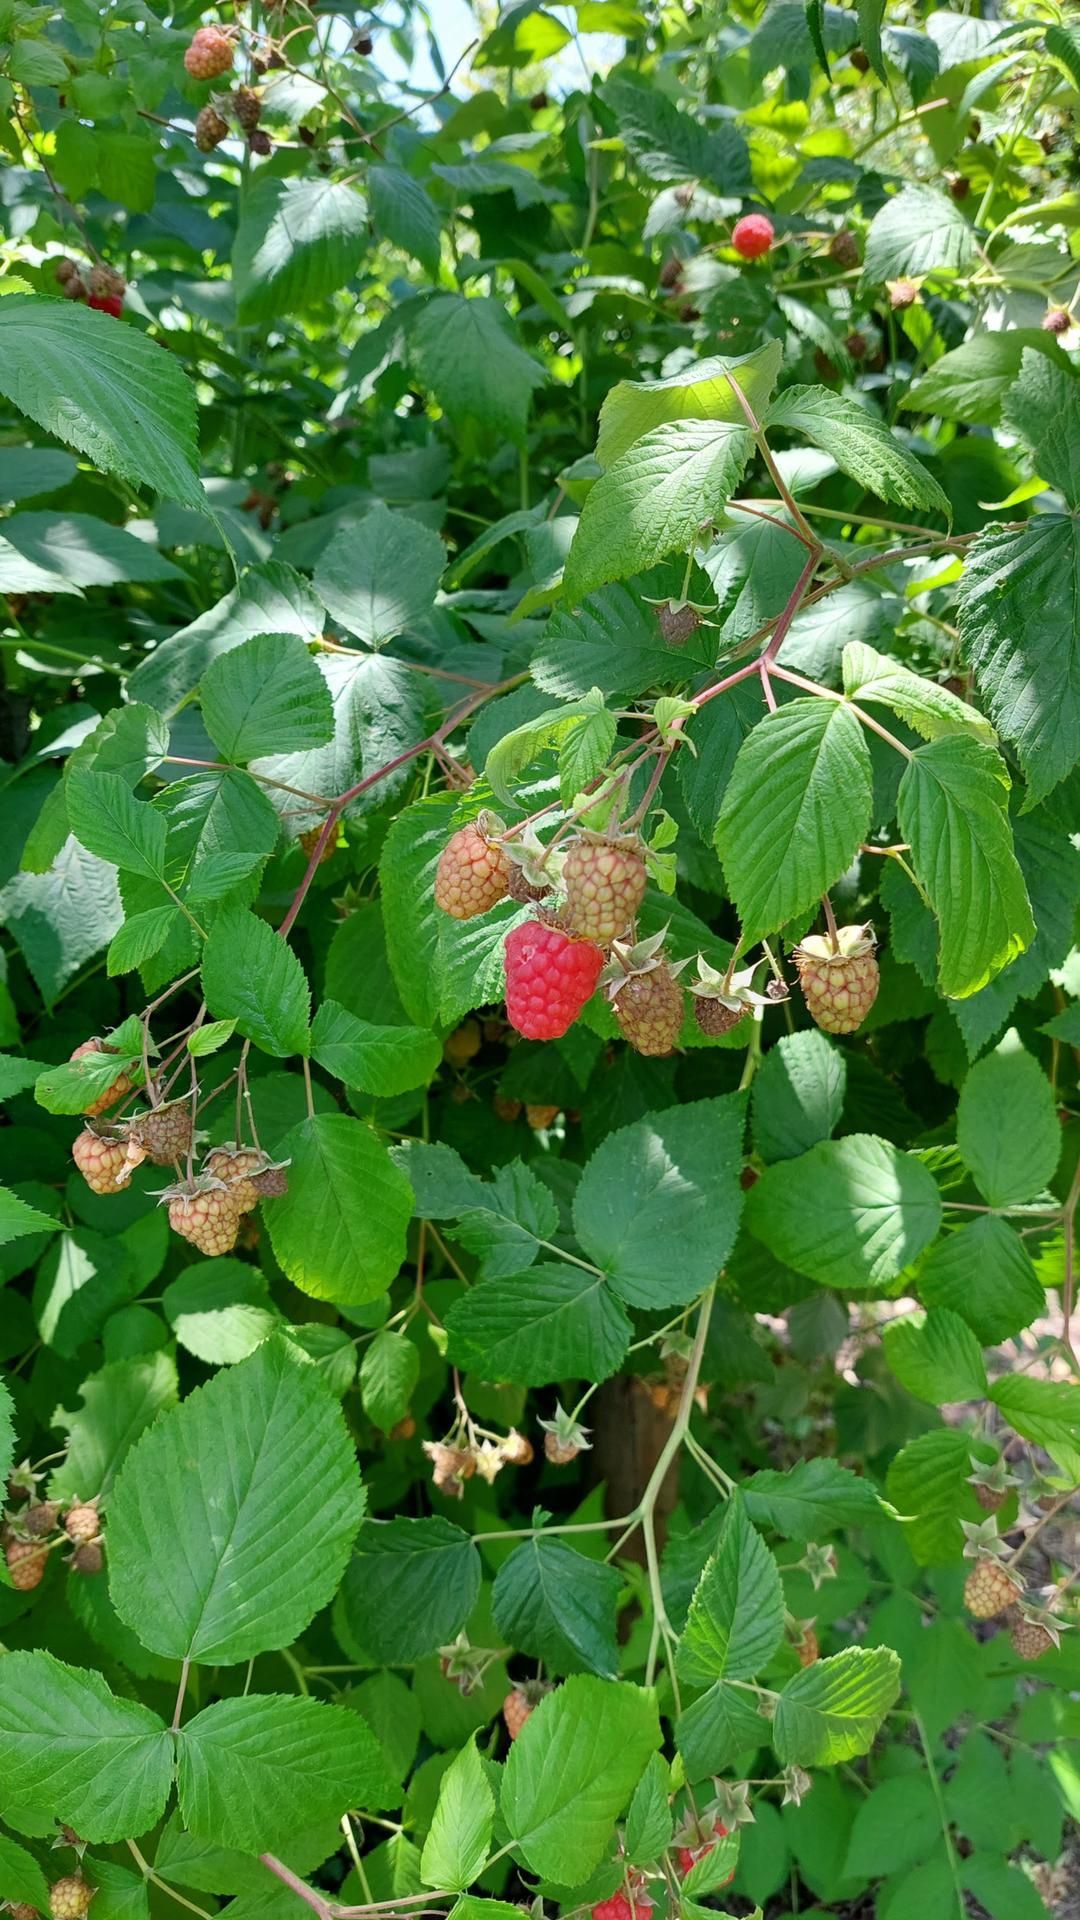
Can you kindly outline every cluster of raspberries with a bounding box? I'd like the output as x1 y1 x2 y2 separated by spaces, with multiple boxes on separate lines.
65 1040 287 1257
433 821 880 1052
54 259 125 317
3 1476 104 1592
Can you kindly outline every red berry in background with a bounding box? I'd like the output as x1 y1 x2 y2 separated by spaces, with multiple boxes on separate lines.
731 213 774 259
434 823 509 920
184 24 234 79
504 921 604 1040
88 294 124 317
591 1896 652 1920
1042 306 1071 334
677 1820 734 1883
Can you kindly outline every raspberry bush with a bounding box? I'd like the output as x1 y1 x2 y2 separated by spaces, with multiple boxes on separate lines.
0 4 1078 1918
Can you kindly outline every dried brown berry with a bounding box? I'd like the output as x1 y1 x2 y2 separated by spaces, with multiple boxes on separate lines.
233 86 261 130
23 1502 60 1538
850 46 869 71
195 104 229 151
692 995 746 1037
828 228 860 267
127 1100 193 1167
71 1541 104 1576
248 128 273 156
657 601 700 646
612 963 684 1056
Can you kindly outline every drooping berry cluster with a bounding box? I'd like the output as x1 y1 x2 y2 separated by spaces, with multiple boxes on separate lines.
55 260 127 316
2 1474 105 1589
163 1146 288 1256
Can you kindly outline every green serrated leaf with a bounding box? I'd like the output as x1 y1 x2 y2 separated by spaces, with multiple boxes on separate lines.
715 700 873 945
0 1652 173 1843
108 1338 365 1664
897 737 1034 998
420 1739 494 1891
773 1646 901 1766
0 297 202 508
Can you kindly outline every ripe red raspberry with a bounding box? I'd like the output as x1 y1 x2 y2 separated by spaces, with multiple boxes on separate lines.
591 1895 652 1920
793 924 879 1034
87 295 124 317
1042 306 1071 334
504 921 604 1040
562 836 646 943
677 1820 733 1881
72 1129 128 1196
128 1100 193 1167
50 1880 94 1920
6 1539 48 1591
195 103 229 151
1010 1618 1053 1660
435 824 509 920
184 25 234 78
732 213 774 259
612 964 684 1056
168 1182 242 1256
963 1556 1022 1620
63 1503 100 1546
70 1040 131 1117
